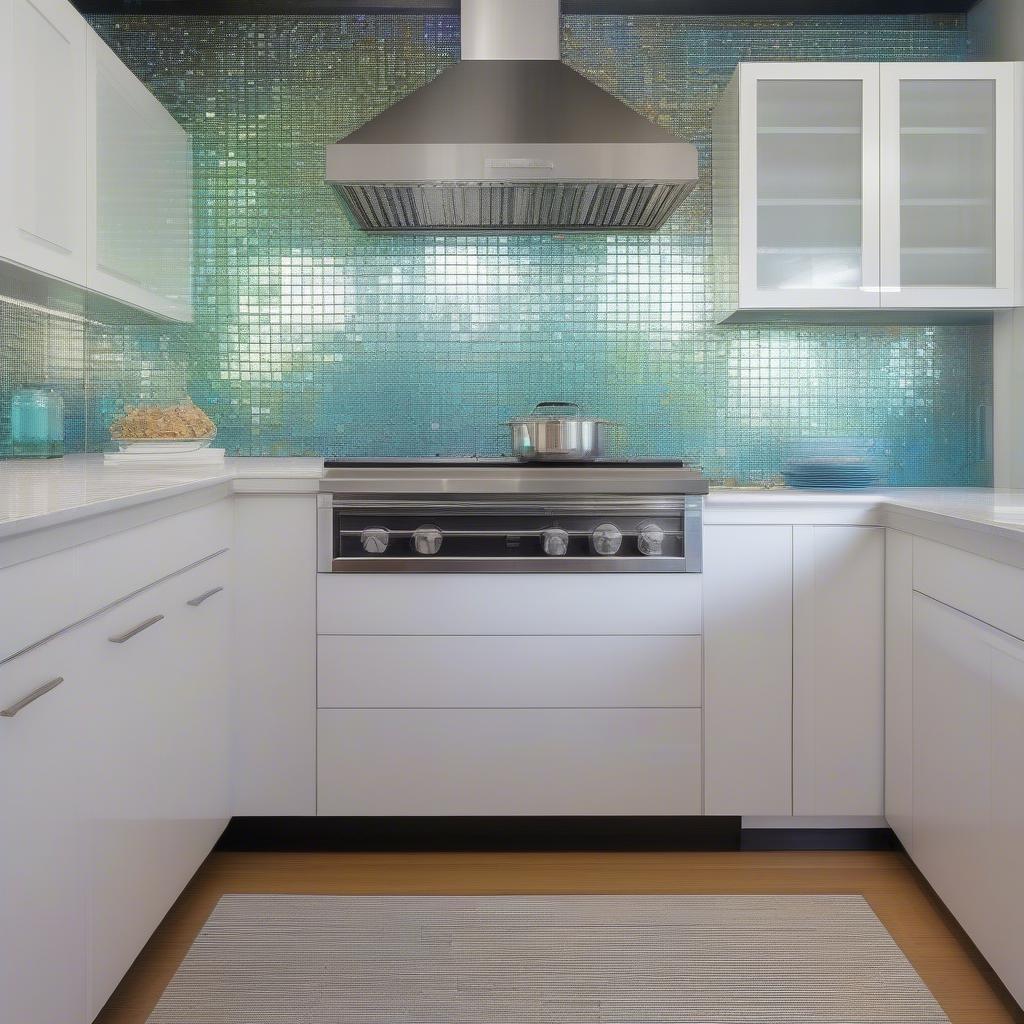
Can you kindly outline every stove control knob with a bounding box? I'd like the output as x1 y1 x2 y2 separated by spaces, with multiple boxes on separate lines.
590 523 623 557
411 525 443 556
540 527 570 558
637 522 666 557
360 527 390 555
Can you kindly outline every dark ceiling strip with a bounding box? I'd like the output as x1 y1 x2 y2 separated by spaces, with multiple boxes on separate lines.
71 0 979 15
73 0 460 13
564 0 977 11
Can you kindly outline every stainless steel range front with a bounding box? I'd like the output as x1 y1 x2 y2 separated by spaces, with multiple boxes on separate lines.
318 458 708 573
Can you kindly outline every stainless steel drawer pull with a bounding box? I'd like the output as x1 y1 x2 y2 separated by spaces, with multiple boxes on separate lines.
108 614 164 644
1 677 65 718
187 586 224 607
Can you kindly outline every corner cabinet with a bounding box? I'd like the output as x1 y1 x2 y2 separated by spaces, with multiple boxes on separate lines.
86 29 192 322
884 534 1024 1007
911 593 1024 1006
713 61 1022 323
0 0 192 322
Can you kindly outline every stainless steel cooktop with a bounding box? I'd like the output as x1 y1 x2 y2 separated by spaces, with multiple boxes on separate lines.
321 457 709 496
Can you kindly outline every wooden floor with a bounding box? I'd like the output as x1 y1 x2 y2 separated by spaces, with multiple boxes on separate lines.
96 849 1023 1024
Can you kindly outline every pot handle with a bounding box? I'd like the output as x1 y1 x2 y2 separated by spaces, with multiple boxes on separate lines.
532 401 580 415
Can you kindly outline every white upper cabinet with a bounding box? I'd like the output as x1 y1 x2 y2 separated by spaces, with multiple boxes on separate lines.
0 0 88 286
714 63 880 319
86 27 192 322
880 63 1020 310
0 0 191 320
714 60 1022 323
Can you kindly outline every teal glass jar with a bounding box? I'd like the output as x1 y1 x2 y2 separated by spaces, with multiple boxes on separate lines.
11 385 64 459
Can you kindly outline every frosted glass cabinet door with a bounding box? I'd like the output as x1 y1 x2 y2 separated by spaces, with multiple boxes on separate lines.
740 63 880 310
86 27 192 322
880 63 1019 309
0 0 88 286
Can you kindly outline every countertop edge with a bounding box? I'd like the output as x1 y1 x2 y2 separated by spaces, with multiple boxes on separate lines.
5 463 1024 566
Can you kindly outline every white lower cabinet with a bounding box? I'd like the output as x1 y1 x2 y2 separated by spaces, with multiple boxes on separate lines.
703 524 883 817
703 525 793 816
315 572 703 817
86 554 230 1016
911 592 1024 1006
884 529 914 851
0 541 230 1024
317 709 702 816
0 629 90 1024
793 526 884 816
986 647 1024 998
317 572 702 637
232 495 317 816
318 634 702 709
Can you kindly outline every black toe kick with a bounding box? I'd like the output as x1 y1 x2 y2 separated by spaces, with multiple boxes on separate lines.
216 817 899 853
215 816 743 852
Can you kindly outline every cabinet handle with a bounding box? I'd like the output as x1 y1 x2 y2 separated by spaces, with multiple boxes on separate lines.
108 614 164 644
187 586 224 607
1 677 65 718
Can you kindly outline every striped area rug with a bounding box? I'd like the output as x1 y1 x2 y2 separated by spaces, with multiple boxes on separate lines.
147 894 949 1023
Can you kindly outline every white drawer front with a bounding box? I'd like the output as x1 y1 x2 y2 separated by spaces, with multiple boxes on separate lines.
0 498 232 666
317 573 702 636
77 498 232 613
317 635 702 708
317 708 702 815
913 536 1024 641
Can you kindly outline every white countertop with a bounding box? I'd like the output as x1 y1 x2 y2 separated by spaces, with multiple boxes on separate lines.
707 486 1024 533
5 456 1024 562
0 455 323 539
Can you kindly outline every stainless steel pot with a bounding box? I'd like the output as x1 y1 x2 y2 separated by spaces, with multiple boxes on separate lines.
507 402 616 462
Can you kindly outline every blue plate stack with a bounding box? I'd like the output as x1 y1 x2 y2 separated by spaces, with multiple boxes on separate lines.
782 439 884 490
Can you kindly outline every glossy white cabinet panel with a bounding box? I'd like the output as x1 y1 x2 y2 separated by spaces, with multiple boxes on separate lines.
703 525 793 816
232 496 317 815
86 26 192 321
913 534 1024 642
884 529 914 852
0 542 85 663
317 573 702 637
880 62 1021 309
317 708 702 816
75 496 231 614
0 630 90 1024
987 646 1024 1005
0 0 88 285
910 592 1024 1006
86 554 230 1016
912 593 989 935
793 526 884 816
318 634 702 709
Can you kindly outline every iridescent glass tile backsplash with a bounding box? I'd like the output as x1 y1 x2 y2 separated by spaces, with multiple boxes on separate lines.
0 12 992 485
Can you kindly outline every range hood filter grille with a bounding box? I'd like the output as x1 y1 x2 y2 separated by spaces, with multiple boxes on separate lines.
337 181 691 233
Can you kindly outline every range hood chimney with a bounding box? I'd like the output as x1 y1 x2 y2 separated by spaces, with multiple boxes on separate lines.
326 0 699 233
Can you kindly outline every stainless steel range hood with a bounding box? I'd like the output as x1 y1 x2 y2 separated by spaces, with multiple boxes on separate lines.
325 0 698 233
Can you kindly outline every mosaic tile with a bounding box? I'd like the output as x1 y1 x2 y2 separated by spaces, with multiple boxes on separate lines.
0 12 991 485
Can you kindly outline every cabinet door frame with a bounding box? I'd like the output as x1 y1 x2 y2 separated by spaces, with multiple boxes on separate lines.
738 61 881 311
879 61 1020 309
85 26 192 322
0 0 88 286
